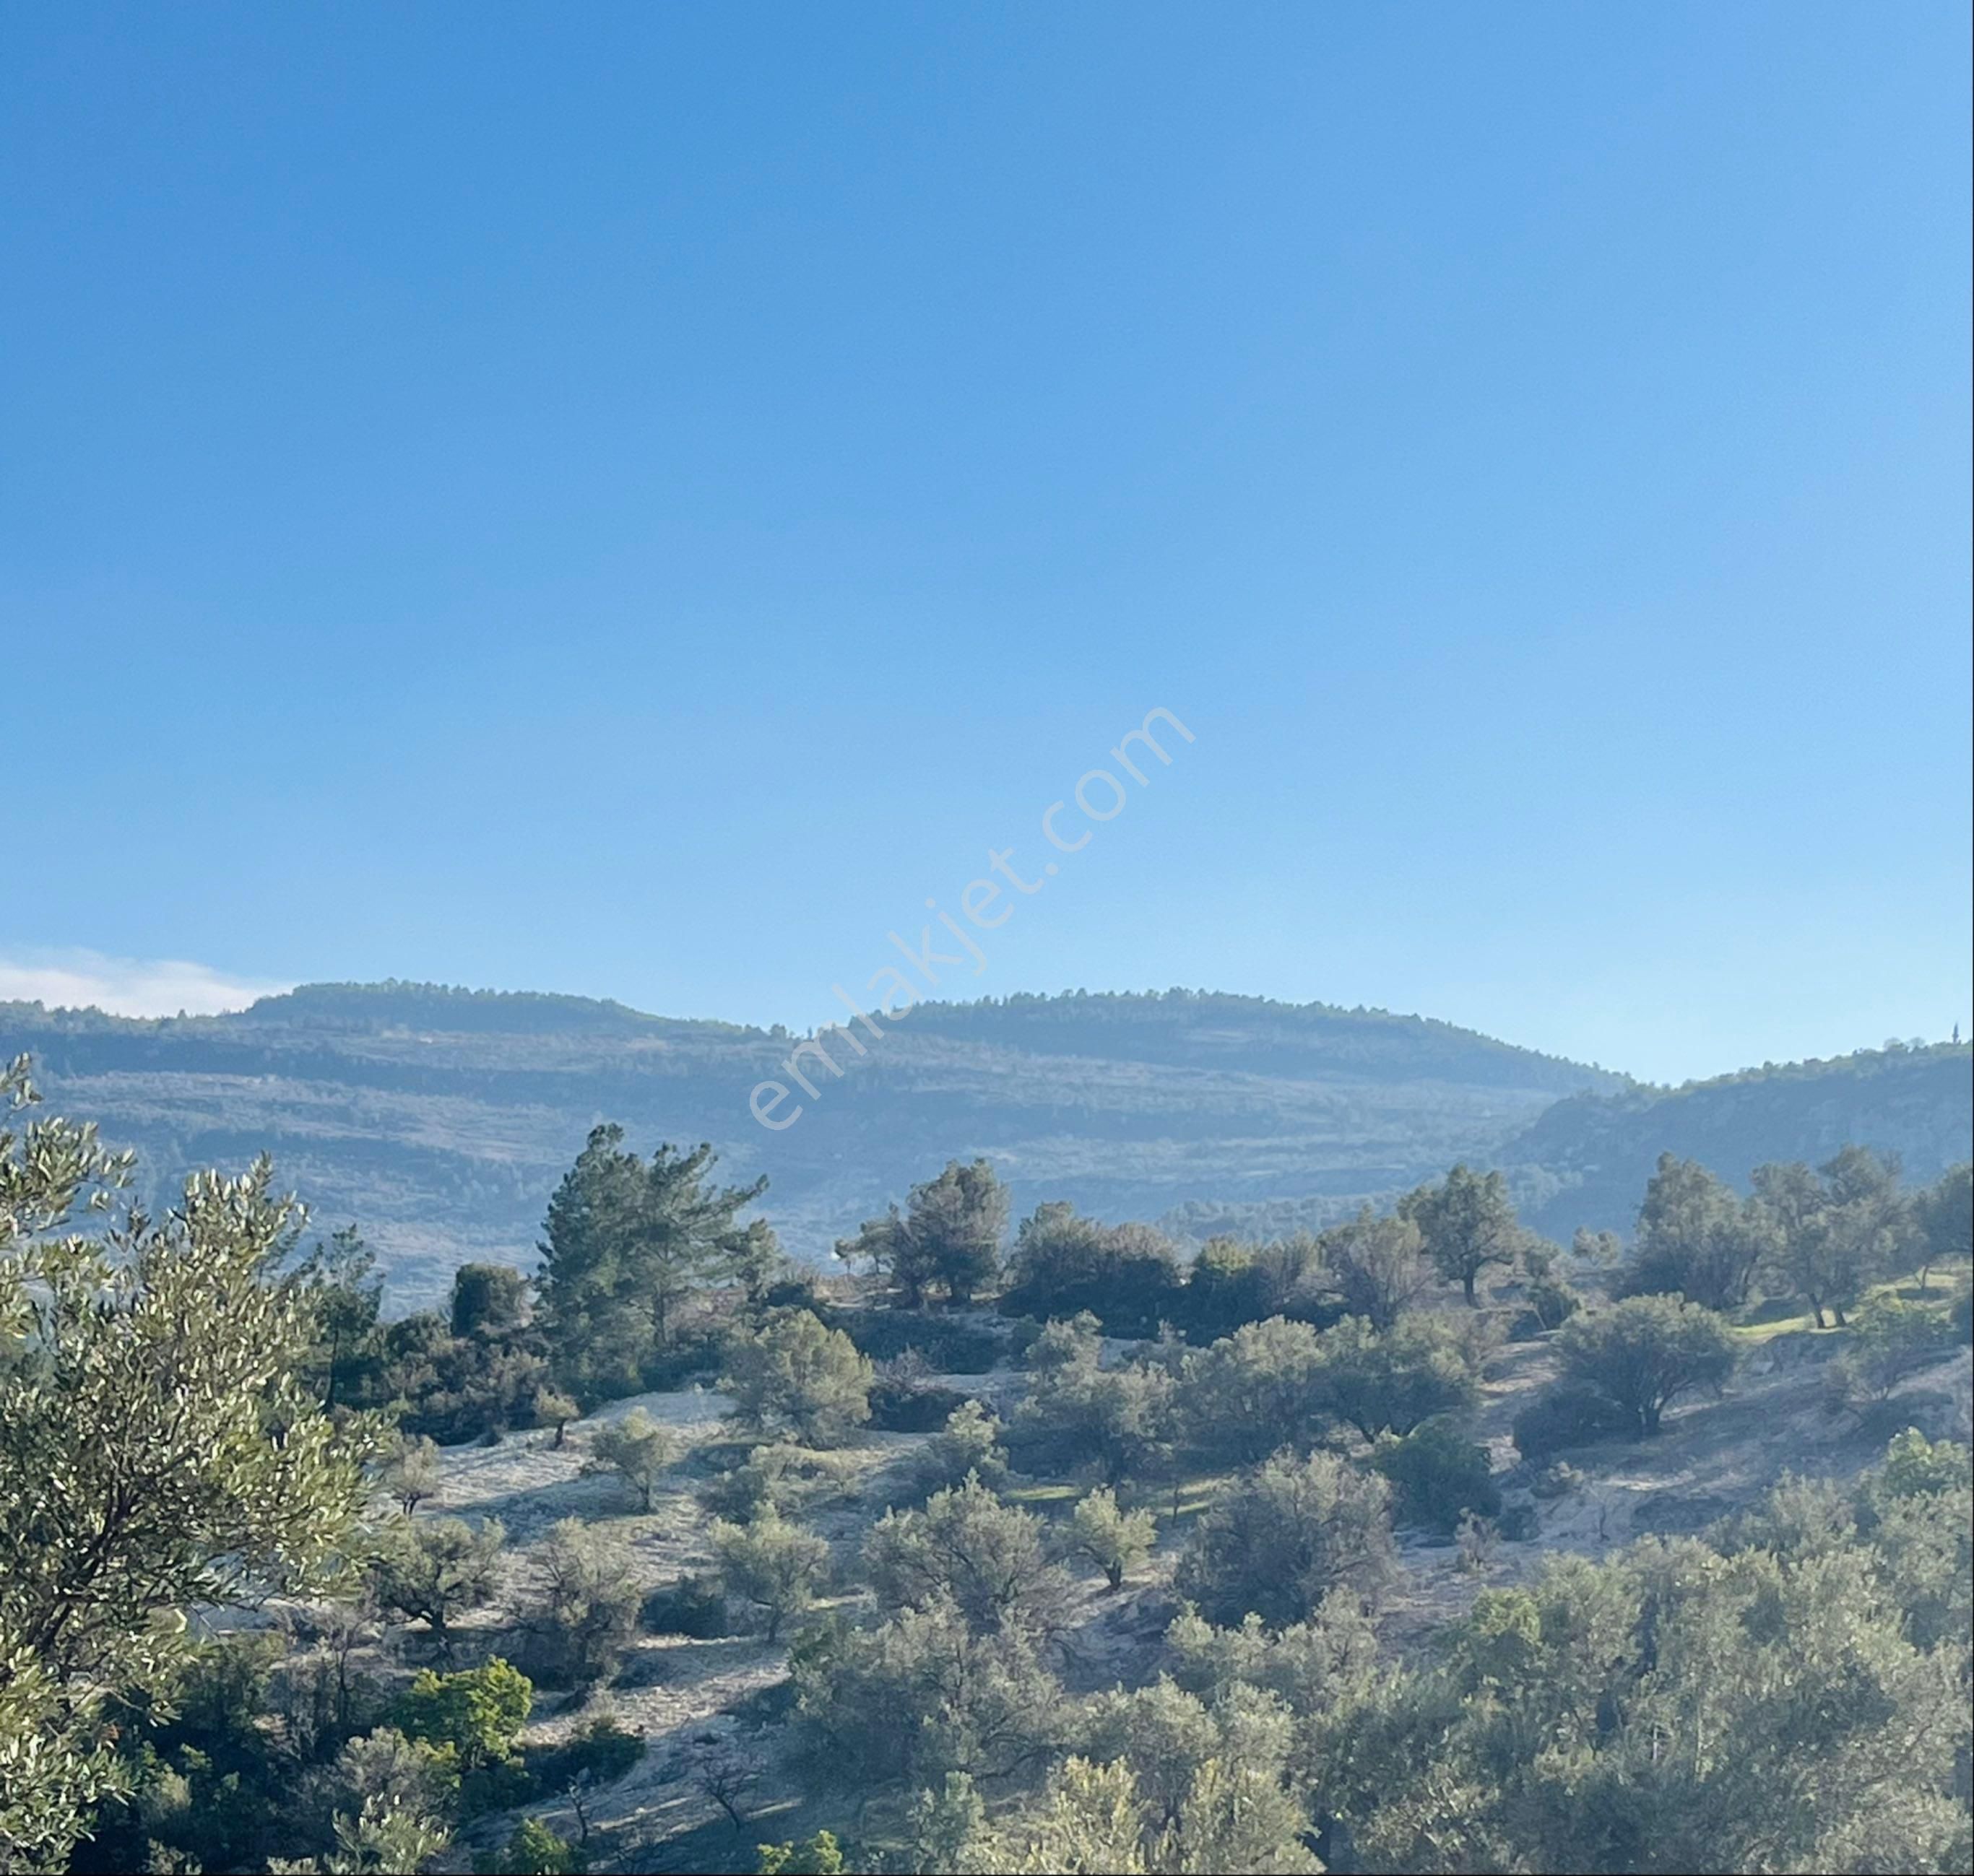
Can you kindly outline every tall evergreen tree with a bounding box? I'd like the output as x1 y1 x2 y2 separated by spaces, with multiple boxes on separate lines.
835 1158 1008 1307
537 1126 777 1396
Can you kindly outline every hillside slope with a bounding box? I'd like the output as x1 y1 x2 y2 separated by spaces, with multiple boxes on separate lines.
1503 1043 1973 1238
0 983 1619 1306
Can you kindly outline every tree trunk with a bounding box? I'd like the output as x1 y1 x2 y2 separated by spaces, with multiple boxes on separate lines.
1462 1271 1478 1307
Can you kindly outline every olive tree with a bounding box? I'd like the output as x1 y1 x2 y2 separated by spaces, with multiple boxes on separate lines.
1402 1164 1525 1307
1622 1153 1771 1311
1316 1313 1479 1441
1555 1295 1736 1436
865 1476 1070 1636
1064 1488 1157 1591
710 1509 831 1641
0 1061 369 1871
517 1519 641 1688
583 1407 679 1512
1318 1207 1433 1331
369 1516 506 1645
790 1597 1064 1792
719 1308 873 1446
1174 1449 1395 1629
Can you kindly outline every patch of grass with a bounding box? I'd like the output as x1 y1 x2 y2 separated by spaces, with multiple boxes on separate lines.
1866 1267 1964 1308
1005 1480 1079 1506
1731 1312 1832 1345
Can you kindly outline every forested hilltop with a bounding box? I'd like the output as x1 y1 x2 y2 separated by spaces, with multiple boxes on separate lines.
5 984 1965 1311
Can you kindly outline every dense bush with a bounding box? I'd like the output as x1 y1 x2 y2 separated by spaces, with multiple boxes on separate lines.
515 1520 642 1688
1556 1295 1738 1436
1511 1379 1638 1461
790 1599 1065 1791
720 1308 874 1446
1010 1313 1177 1484
495 1814 583 1874
711 1509 832 1641
1174 1449 1395 1628
522 1714 646 1798
1372 1416 1502 1534
695 1442 853 1523
908 1399 1011 1500
865 1477 1069 1636
833 1309 1005 1373
640 1573 730 1638
1179 1317 1328 1464
865 1352 971 1431
1178 1232 1336 1340
397 1658 532 1774
998 1202 1185 1337
1308 1446 1974 1876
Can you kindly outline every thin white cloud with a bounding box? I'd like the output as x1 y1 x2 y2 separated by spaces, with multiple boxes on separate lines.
0 948 293 1018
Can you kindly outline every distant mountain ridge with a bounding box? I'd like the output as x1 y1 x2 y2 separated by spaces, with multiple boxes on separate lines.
2 982 1964 1308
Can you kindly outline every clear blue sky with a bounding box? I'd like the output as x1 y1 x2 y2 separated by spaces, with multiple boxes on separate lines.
4 2 1968 1083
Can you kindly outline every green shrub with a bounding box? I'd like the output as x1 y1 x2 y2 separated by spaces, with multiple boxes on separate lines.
836 1311 1005 1373
867 1375 970 1432
524 1716 646 1797
641 1573 730 1638
909 1399 1011 1501
719 1308 874 1447
758 1830 846 1874
695 1442 854 1523
1174 1449 1396 1628
1372 1416 1502 1534
1832 1298 1957 1406
497 1814 584 1874
396 1659 532 1771
1876 1428 1969 1501
1511 1381 1635 1462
